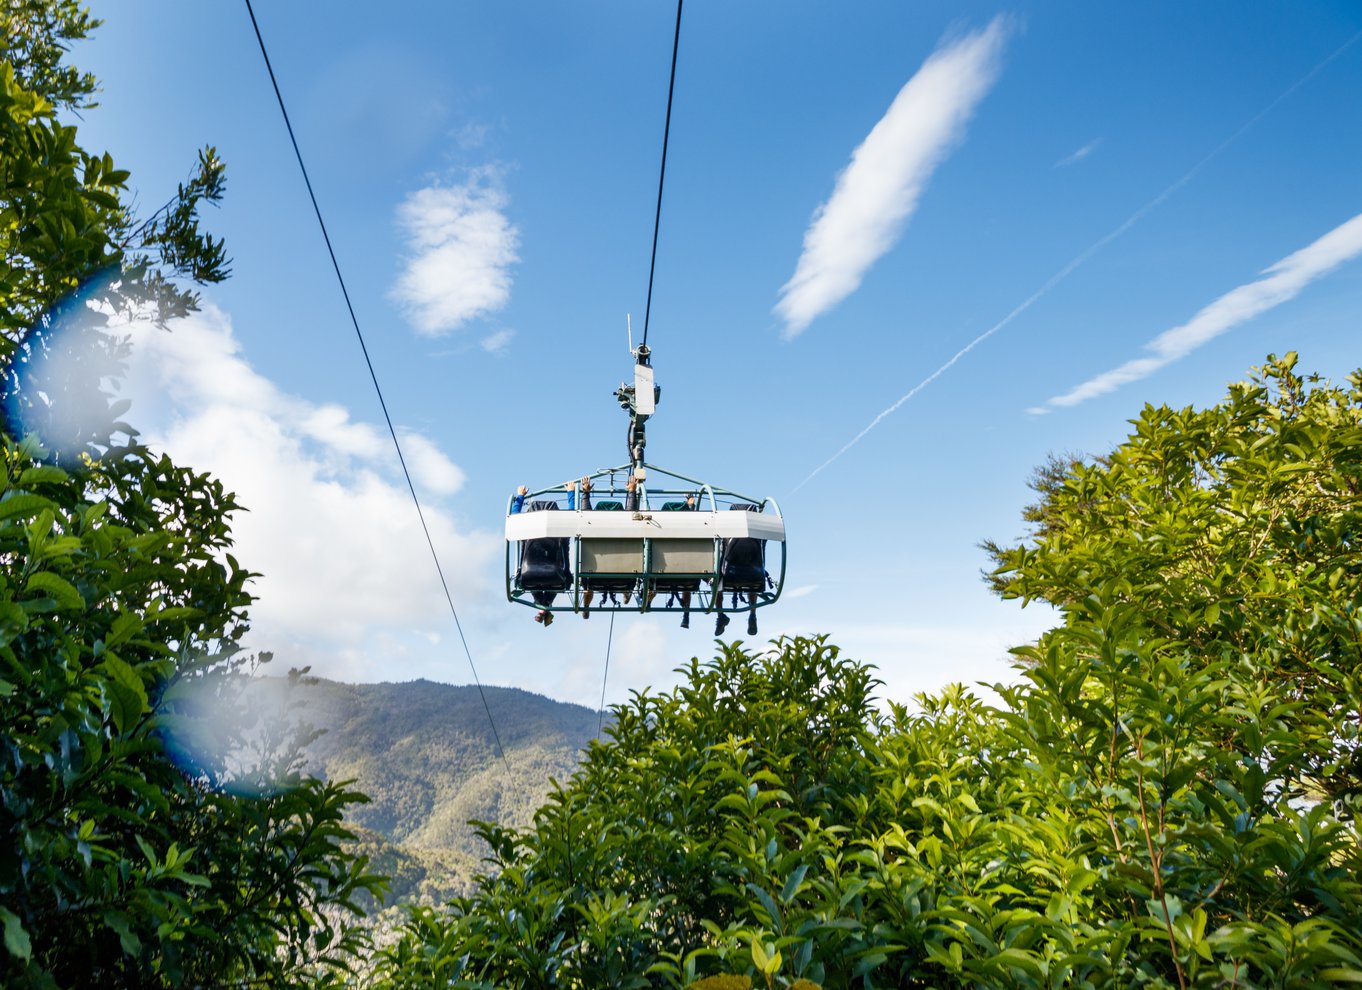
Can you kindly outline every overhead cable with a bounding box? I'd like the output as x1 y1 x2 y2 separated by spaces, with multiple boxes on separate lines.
597 611 615 739
243 0 509 772
641 0 684 348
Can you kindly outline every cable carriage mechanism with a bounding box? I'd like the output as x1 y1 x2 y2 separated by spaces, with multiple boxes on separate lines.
505 346 786 633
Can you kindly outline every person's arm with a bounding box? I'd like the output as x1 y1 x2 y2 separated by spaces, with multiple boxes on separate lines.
511 486 527 513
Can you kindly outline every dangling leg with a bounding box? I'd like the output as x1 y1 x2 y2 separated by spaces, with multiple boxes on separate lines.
747 601 757 637
533 591 557 628
582 588 593 620
680 590 691 629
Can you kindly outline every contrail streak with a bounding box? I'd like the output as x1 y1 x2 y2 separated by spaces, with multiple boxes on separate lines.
792 29 1362 494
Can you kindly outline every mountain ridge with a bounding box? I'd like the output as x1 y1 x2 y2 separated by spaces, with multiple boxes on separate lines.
266 674 605 912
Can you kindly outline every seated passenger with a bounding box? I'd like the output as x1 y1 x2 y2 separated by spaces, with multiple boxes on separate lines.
660 493 697 627
516 499 571 628
565 477 593 511
714 504 768 637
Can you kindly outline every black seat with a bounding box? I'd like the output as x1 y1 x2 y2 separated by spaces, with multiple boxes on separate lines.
517 502 571 592
719 505 766 590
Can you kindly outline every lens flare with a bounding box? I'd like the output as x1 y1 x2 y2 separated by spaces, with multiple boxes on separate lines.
157 663 320 799
3 267 134 462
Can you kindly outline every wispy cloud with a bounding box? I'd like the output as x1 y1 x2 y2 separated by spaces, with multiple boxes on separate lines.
480 328 515 354
1033 211 1362 412
392 169 520 336
774 18 1010 340
1054 138 1102 168
792 30 1362 492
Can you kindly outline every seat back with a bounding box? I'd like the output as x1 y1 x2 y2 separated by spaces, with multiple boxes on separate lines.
517 502 571 591
594 500 623 511
719 504 766 589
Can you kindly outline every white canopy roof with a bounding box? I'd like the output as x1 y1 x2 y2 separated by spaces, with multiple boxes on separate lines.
506 509 785 542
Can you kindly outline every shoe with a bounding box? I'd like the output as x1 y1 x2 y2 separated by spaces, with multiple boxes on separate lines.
680 614 689 629
715 613 730 636
542 611 554 627
534 611 545 624
747 612 757 636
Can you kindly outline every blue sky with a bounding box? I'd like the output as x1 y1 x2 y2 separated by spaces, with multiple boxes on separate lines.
67 1 1362 709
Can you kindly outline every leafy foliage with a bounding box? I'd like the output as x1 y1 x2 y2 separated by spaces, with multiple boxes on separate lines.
370 358 1362 989
1 7 383 986
1 1 230 360
0 435 384 988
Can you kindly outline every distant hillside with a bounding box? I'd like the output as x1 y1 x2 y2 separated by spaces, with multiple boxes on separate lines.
280 677 603 911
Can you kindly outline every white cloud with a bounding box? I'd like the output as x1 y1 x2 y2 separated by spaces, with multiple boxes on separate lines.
775 17 1009 339
457 121 490 150
794 36 1362 492
392 170 520 336
1037 210 1362 411
1054 138 1102 168
118 305 500 677
480 328 515 353
397 429 467 496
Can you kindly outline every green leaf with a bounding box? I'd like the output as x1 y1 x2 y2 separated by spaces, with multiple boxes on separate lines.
104 611 144 648
103 910 142 957
1317 969 1362 984
99 654 148 732
750 934 769 971
1 907 31 961
0 601 27 645
779 863 809 905
26 571 85 610
0 493 53 521
17 464 67 486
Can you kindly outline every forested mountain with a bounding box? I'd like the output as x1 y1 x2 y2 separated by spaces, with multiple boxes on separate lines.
286 678 603 908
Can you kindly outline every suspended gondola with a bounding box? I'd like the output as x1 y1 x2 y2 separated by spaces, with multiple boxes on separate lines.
504 0 782 632
505 346 786 632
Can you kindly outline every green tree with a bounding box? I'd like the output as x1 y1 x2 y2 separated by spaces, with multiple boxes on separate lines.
1 6 382 987
371 357 1362 989
986 353 1362 803
1 3 229 342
